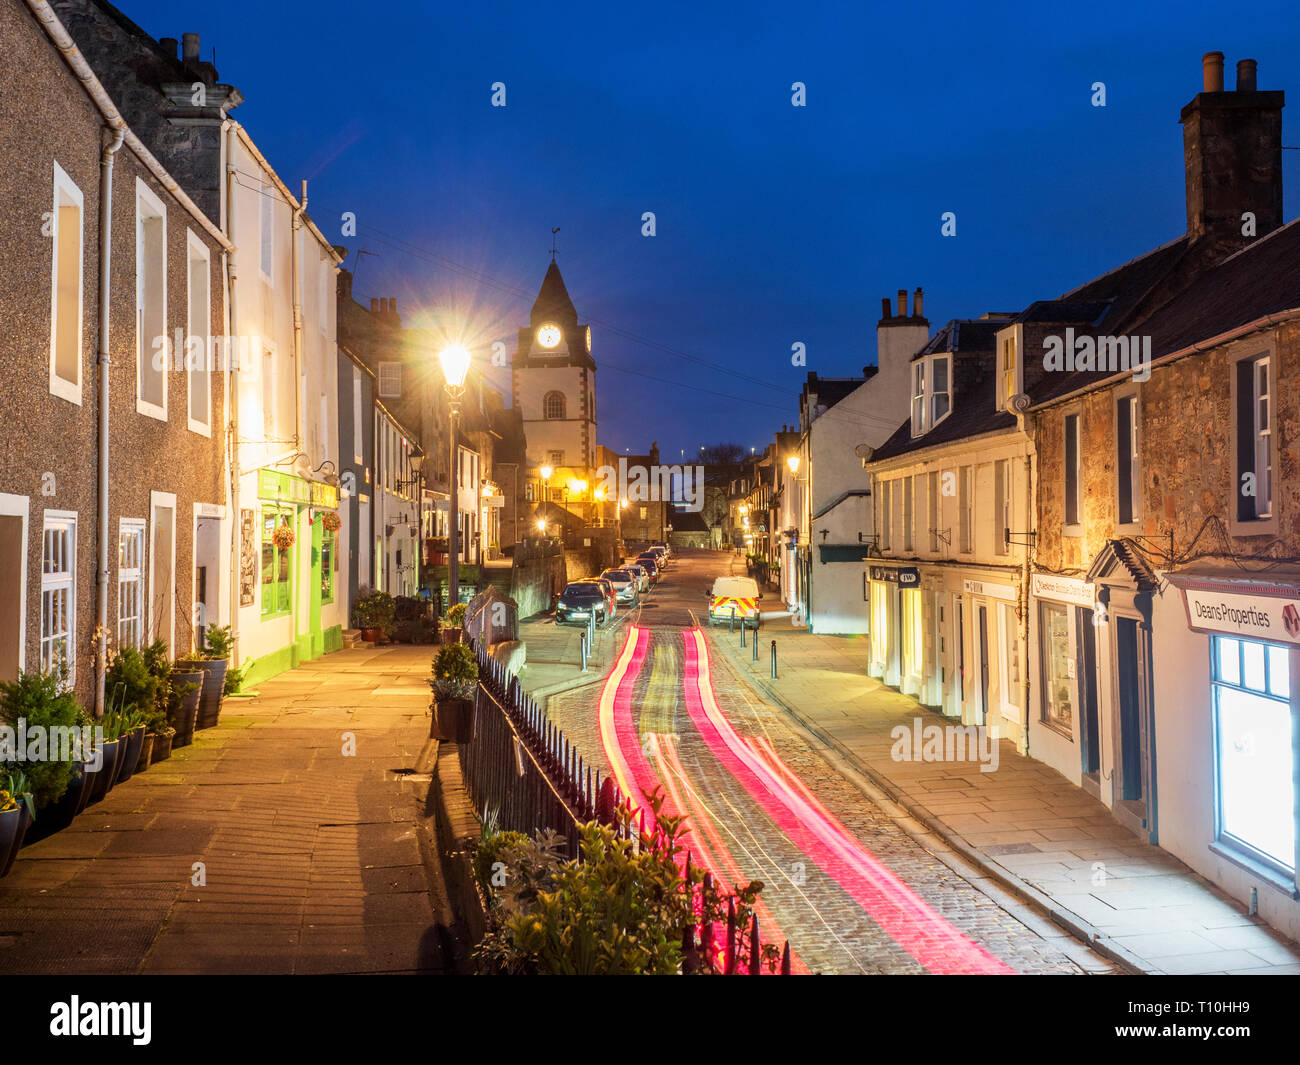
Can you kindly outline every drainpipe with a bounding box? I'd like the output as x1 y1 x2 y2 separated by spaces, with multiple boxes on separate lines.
94 125 125 720
224 121 242 670
1021 423 1036 758
291 180 306 459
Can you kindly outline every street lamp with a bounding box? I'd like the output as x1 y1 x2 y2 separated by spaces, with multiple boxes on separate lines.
536 517 547 536
438 343 472 607
539 464 552 503
787 454 800 475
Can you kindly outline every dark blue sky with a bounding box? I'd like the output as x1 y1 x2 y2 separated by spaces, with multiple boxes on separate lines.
126 0 1299 458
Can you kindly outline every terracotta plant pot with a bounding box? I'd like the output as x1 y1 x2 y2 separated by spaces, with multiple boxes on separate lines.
439 628 463 646
117 726 147 785
178 659 227 730
432 697 475 743
170 670 203 747
360 627 382 644
0 805 32 878
152 732 174 763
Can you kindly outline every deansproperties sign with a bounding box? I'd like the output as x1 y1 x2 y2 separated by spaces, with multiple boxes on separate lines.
1181 586 1300 644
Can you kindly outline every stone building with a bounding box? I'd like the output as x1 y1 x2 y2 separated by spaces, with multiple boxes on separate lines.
0 0 230 712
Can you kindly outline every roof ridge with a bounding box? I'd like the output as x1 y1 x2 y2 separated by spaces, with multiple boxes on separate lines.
1057 232 1187 300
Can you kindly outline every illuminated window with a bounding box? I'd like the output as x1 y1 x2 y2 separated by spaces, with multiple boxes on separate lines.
41 514 76 681
50 162 84 404
1038 602 1072 733
544 391 566 420
1116 394 1139 525
321 524 336 604
1212 635 1294 875
1000 334 1017 408
117 520 145 650
261 506 292 617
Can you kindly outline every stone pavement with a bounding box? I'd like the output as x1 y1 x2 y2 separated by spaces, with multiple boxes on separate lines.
515 607 633 700
0 645 452 974
705 619 1300 976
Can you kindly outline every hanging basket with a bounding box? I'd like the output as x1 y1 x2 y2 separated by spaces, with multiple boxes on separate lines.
272 523 296 550
321 512 341 533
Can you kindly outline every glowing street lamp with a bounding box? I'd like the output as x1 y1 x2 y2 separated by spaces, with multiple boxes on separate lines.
787 454 800 475
438 344 472 606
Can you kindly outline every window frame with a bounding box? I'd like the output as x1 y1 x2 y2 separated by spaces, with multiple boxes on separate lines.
902 476 913 552
135 178 169 421
1114 389 1141 529
41 511 77 684
260 503 294 619
186 229 212 436
544 391 567 420
1231 349 1277 533
958 466 973 553
117 518 146 651
1037 599 1074 738
1063 409 1082 534
49 161 85 406
997 326 1021 411
994 458 1010 556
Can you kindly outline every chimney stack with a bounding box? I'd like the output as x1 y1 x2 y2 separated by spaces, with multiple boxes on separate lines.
1237 58 1257 91
370 298 379 313
182 32 200 62
1202 51 1224 92
913 287 924 319
1181 52 1284 244
897 289 907 317
160 37 178 60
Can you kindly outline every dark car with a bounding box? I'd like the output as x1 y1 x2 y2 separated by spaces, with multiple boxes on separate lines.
555 582 608 625
636 553 661 582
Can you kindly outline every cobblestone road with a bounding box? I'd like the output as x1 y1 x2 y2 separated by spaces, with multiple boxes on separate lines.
547 550 1116 975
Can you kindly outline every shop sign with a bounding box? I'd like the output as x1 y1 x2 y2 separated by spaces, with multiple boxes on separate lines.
1031 573 1094 607
870 565 920 586
257 468 338 509
962 578 1016 602
1182 586 1300 644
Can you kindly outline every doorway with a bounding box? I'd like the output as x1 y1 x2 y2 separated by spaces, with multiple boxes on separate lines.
150 493 176 650
1113 613 1153 835
193 513 221 652
1077 606 1101 787
977 604 990 726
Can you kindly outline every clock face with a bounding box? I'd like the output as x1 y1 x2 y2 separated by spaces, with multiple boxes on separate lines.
585 326 592 352
537 323 562 349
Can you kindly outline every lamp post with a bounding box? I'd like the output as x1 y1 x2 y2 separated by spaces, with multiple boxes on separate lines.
400 447 426 581
438 344 471 607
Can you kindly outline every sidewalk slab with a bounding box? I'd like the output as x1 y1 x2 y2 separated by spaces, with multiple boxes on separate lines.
706 621 1300 976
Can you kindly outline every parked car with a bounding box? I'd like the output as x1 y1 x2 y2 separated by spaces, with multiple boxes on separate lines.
636 553 661 583
601 568 640 604
650 540 671 559
623 563 650 593
556 582 608 625
576 577 617 619
647 544 669 567
707 575 762 629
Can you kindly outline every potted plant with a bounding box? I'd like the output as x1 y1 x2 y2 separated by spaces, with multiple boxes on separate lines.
176 625 232 731
353 588 395 644
104 647 156 785
0 771 35 878
0 667 82 831
86 707 127 805
440 602 468 645
428 641 479 742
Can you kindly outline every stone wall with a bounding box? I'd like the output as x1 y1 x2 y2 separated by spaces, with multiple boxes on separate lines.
510 544 567 618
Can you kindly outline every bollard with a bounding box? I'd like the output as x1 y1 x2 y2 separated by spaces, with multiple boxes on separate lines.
580 630 588 672
752 625 759 661
729 607 736 634
771 639 777 679
740 619 746 648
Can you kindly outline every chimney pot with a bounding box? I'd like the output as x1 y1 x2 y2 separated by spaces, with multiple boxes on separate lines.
160 37 178 60
370 298 379 313
913 286 924 318
897 289 907 317
1202 51 1224 92
1237 58 1257 91
389 298 398 316
880 297 892 320
182 32 200 62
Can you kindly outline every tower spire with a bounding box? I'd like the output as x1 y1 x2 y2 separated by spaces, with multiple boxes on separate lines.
550 226 560 261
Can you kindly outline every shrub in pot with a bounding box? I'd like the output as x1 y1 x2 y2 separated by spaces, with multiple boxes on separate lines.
428 641 478 742
0 668 81 818
0 771 35 878
86 708 128 805
176 625 232 730
168 672 202 748
151 726 175 763
440 602 468 645
353 588 395 644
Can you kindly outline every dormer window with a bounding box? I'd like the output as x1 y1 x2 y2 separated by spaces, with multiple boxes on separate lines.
909 355 953 437
997 326 1021 410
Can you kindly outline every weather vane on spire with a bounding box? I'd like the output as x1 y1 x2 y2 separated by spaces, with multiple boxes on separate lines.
550 226 560 261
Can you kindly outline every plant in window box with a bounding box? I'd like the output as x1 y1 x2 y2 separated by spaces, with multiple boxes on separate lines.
0 770 36 878
428 641 479 742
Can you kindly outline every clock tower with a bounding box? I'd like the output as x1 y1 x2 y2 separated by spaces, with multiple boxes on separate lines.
513 259 598 520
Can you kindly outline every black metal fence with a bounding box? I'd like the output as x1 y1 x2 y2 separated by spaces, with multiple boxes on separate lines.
460 637 626 858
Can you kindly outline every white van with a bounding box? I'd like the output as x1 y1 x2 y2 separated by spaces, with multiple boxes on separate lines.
707 576 762 628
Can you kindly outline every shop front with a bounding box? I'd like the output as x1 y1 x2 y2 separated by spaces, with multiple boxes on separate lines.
236 468 344 688
868 564 918 689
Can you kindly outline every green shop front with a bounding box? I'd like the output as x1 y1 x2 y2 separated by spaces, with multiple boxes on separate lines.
238 468 344 688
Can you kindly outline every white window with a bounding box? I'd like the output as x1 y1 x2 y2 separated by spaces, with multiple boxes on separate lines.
927 470 940 553
378 362 402 398
41 513 76 681
910 363 925 435
909 357 953 437
1000 601 1021 714
186 231 211 434
136 179 168 419
352 366 363 463
878 479 892 552
49 161 84 405
1237 355 1273 521
931 356 951 425
959 466 973 553
994 459 1010 556
999 331 1018 410
1116 393 1139 525
260 175 275 280
1064 412 1081 528
118 519 145 650
902 476 913 552
1212 635 1295 876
